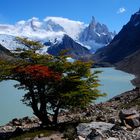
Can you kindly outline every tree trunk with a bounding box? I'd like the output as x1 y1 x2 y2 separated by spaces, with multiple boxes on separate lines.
29 87 51 126
29 87 39 115
53 107 59 126
38 113 51 126
39 87 51 126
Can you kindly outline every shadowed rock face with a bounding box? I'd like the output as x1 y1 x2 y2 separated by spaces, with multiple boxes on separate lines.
94 10 140 64
0 44 12 60
47 34 92 60
0 44 10 54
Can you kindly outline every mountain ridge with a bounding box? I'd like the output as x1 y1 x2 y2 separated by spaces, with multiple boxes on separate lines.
80 16 115 52
47 34 92 60
94 10 140 64
94 9 140 87
0 16 114 53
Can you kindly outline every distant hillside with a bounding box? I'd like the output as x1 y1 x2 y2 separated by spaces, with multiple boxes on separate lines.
116 50 140 87
47 34 92 60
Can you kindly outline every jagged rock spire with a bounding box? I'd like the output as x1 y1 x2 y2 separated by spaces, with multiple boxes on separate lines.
91 16 96 25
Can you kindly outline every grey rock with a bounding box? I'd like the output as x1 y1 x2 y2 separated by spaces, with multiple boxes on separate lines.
119 108 139 118
111 124 124 131
96 115 106 122
12 118 22 126
77 122 114 138
76 120 140 140
108 118 116 124
86 129 104 140
119 108 140 128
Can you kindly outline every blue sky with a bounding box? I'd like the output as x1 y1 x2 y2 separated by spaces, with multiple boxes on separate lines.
0 0 140 32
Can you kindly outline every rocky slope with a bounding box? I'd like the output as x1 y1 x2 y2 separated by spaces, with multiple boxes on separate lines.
94 10 140 64
0 87 140 140
47 34 92 60
116 50 140 87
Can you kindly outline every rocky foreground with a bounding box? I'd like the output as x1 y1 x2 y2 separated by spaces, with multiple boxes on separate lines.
0 87 140 140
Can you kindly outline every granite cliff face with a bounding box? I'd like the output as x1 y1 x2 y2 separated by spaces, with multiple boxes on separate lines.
94 10 140 64
79 16 115 52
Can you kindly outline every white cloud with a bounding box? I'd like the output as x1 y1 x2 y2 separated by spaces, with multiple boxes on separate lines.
44 17 85 39
117 7 126 14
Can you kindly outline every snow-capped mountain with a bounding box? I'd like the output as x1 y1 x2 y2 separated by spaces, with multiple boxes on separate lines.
94 9 140 64
79 16 116 52
47 34 91 60
44 17 85 39
0 16 115 54
0 17 85 41
0 34 27 51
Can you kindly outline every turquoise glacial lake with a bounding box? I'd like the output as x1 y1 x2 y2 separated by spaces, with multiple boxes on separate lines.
93 68 135 103
0 67 135 125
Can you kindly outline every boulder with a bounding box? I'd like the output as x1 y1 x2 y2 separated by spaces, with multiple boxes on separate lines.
119 109 140 128
22 116 32 124
96 115 106 122
77 122 114 138
86 128 104 140
119 109 139 119
11 118 22 126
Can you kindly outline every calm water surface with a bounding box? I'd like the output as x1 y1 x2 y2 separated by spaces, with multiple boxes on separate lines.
93 68 135 103
0 67 135 125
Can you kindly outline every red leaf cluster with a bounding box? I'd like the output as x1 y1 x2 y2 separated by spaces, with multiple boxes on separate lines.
15 65 61 81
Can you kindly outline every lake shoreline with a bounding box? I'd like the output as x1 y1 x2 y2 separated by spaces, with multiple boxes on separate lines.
94 67 135 103
0 67 139 139
115 62 140 88
0 65 139 139
0 86 140 139
0 67 135 126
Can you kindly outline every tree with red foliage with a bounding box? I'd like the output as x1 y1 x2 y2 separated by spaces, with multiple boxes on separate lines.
0 38 104 126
